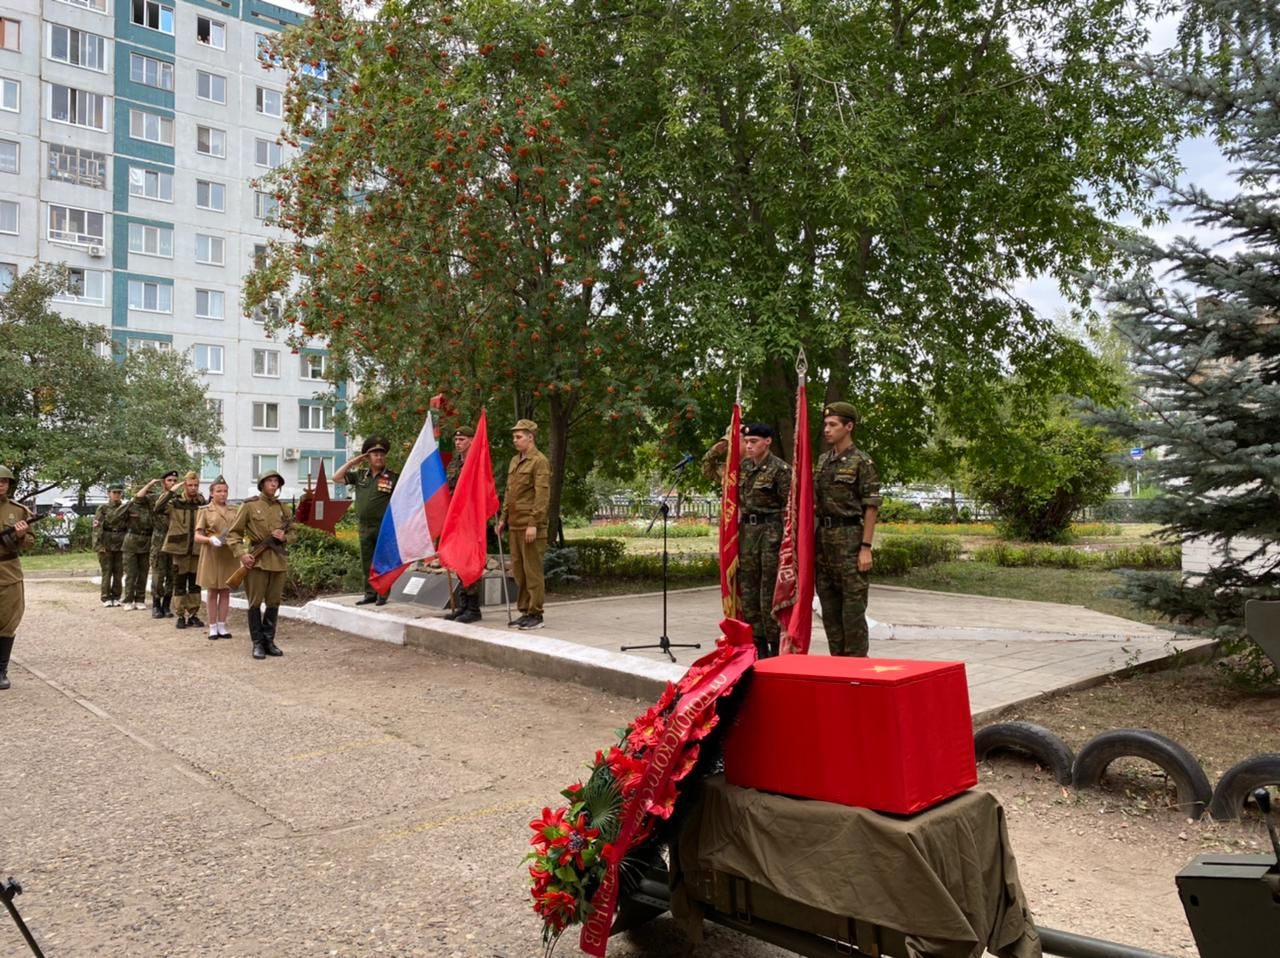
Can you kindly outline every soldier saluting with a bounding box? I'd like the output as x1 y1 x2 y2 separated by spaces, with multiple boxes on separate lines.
0 464 35 691
226 470 293 660
110 481 154 611
154 470 208 630
136 470 179 618
334 437 399 606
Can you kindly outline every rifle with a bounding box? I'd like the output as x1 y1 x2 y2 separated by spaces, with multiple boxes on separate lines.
0 512 43 555
225 503 299 590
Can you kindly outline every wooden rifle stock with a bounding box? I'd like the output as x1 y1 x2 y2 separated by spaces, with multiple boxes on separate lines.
226 539 273 589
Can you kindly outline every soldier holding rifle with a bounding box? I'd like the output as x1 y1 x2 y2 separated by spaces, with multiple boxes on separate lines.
226 470 293 660
0 465 35 691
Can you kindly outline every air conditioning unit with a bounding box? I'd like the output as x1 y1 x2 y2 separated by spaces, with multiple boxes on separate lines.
88 245 104 258
282 447 301 461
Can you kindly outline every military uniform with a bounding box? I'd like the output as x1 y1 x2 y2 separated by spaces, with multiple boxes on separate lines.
155 473 208 628
110 492 154 610
814 405 881 657
226 471 293 659
343 437 399 603
501 420 551 628
0 466 35 690
147 470 179 618
444 425 483 623
738 450 791 658
93 492 128 606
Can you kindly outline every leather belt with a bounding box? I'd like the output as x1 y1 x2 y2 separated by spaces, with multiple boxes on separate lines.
742 513 782 525
817 515 861 528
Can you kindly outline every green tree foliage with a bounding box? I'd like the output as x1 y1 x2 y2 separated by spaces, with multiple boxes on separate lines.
0 264 221 497
1091 0 1280 630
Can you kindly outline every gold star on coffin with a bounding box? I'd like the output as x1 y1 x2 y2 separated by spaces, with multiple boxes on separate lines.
867 665 905 673
294 460 352 534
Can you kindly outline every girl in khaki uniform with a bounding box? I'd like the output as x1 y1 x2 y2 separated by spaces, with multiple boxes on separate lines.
196 477 238 640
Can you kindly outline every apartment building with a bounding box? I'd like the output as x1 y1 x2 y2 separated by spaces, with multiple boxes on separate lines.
0 0 347 499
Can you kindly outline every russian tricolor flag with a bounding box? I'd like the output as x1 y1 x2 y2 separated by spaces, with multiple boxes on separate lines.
368 412 451 594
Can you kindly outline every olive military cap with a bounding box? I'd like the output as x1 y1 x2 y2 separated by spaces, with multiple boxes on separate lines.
361 436 390 455
823 401 859 425
512 419 538 434
0 465 16 481
454 424 475 439
742 422 774 439
257 470 286 491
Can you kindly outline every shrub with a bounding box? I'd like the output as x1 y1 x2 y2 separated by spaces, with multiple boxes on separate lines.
579 520 713 539
873 535 963 577
284 525 364 601
543 546 582 584
570 537 627 575
969 542 1180 570
876 498 927 523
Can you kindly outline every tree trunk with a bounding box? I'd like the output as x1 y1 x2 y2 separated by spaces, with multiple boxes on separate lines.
546 393 572 547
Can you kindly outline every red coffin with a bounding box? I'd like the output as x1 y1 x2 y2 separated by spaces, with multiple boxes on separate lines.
723 656 977 815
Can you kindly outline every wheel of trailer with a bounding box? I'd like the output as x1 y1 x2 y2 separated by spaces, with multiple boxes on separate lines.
1208 753 1280 822
1072 729 1212 820
611 842 671 935
973 721 1075 786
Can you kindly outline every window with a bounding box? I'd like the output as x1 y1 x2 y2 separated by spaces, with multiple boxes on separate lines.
302 353 329 380
253 349 280 377
195 289 224 319
48 204 105 245
196 16 225 49
0 263 15 292
193 344 223 374
48 25 107 71
0 139 16 174
196 126 226 158
196 71 226 104
48 144 107 188
254 138 282 168
252 402 279 430
128 222 173 257
195 233 224 265
127 337 172 354
196 180 225 212
251 299 279 325
55 267 107 304
130 53 173 91
127 280 172 312
128 167 173 202
58 0 109 13
299 404 334 431
129 109 173 145
49 84 107 129
299 455 334 482
252 453 279 476
253 191 279 220
252 243 268 268
1 17 19 51
1 79 19 113
0 200 17 235
255 87 282 117
200 456 221 482
132 0 174 34
206 398 223 427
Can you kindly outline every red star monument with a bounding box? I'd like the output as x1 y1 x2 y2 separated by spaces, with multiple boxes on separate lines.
294 460 352 534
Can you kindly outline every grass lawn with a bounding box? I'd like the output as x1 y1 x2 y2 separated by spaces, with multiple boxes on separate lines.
878 560 1174 624
23 551 99 574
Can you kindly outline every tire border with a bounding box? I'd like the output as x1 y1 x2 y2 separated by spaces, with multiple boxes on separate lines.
1208 752 1280 822
1072 728 1212 820
974 721 1075 786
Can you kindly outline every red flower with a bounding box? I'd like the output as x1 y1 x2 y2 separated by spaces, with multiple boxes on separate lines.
529 805 569 850
547 812 600 870
533 889 578 931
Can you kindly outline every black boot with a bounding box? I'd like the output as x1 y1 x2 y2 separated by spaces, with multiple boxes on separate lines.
443 593 462 621
456 593 481 624
0 635 13 690
249 607 266 659
262 607 283 656
161 594 174 618
151 595 164 619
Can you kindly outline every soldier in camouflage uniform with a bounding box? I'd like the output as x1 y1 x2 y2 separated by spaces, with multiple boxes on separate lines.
110 484 154 611
0 464 35 691
226 470 294 660
92 485 128 607
813 401 881 657
155 470 208 630
444 424 483 623
137 470 179 618
335 437 399 606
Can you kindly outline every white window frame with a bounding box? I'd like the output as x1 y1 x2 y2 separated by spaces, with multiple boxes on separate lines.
129 52 173 91
0 139 17 175
128 166 173 202
252 402 280 431
252 348 280 378
48 144 108 188
195 288 225 319
57 0 110 15
200 455 222 482
1 79 20 114
0 200 18 235
127 279 172 313
47 204 105 245
206 397 223 426
299 404 333 432
194 233 224 266
252 453 279 476
196 70 226 105
196 126 227 158
254 138 283 169
193 343 224 375
301 353 328 380
129 108 173 145
196 179 225 212
128 222 173 258
255 86 283 118
49 84 108 130
54 267 107 305
127 337 173 354
1 17 20 52
253 191 279 221
132 0 174 35
48 24 108 72
196 15 225 49
0 262 16 293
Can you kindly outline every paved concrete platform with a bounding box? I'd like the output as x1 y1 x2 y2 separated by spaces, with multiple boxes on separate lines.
240 583 1215 719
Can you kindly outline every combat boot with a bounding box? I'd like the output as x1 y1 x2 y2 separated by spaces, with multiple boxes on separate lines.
455 593 482 624
151 595 164 619
443 594 463 621
262 607 284 656
161 594 174 618
248 607 266 659
0 635 14 690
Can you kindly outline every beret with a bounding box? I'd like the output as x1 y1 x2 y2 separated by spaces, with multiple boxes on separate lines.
742 422 774 439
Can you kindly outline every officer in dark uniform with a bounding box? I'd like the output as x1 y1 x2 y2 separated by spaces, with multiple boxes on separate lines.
0 464 35 691
334 437 399 605
813 401 881 656
443 424 483 623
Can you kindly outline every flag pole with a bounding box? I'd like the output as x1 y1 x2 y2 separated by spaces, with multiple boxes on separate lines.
493 521 514 625
445 569 457 615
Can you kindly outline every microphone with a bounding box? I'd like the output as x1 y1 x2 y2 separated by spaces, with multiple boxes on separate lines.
673 452 695 471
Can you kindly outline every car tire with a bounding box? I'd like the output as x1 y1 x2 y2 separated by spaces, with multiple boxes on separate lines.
1208 753 1280 822
1072 729 1213 820
974 721 1075 786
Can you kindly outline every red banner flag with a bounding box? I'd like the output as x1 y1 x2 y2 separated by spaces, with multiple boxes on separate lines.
773 378 815 653
436 409 500 586
718 403 742 618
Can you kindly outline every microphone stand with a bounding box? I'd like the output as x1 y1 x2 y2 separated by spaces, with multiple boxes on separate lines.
2 877 46 957
622 456 701 663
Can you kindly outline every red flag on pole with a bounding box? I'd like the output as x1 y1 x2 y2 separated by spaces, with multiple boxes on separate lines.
436 410 500 586
773 370 815 653
718 403 742 618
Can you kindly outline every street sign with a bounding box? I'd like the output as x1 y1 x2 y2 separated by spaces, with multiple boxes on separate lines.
1130 447 1144 460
